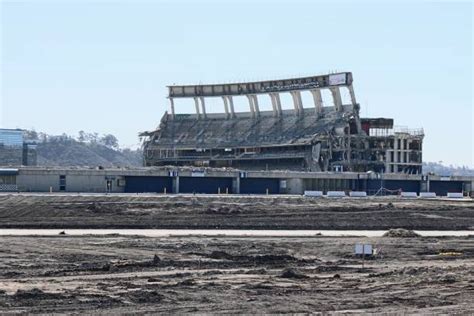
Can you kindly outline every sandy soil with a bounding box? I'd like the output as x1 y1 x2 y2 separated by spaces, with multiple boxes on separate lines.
0 194 473 230
0 234 473 314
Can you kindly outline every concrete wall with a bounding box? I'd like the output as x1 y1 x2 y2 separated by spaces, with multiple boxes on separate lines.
13 167 474 196
17 170 125 193
285 178 304 194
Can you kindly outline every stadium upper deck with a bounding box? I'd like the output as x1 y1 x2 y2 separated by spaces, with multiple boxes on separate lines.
142 72 423 174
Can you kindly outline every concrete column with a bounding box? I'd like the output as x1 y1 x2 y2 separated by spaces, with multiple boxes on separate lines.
169 98 175 119
251 95 260 117
222 96 230 119
246 95 256 118
393 137 398 173
227 96 236 118
193 97 201 119
199 97 207 118
348 85 357 105
233 176 240 194
290 92 297 113
298 92 304 113
275 93 282 116
172 176 180 194
310 89 323 116
290 91 303 116
270 93 282 117
385 149 390 173
269 94 277 116
330 87 343 111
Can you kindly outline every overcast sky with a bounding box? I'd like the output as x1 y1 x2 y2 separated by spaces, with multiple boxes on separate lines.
1 1 472 166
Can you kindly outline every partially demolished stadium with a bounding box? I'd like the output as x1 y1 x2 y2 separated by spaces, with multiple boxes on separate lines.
142 72 423 174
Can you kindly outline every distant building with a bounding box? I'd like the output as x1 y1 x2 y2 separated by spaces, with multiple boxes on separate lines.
0 129 37 166
142 72 423 174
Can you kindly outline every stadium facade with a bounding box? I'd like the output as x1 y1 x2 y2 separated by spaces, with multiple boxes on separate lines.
142 72 423 174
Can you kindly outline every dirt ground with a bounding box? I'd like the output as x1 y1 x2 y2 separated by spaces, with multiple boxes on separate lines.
0 194 473 230
0 234 473 314
0 194 473 314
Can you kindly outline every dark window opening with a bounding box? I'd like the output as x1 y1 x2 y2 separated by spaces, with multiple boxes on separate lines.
59 175 66 191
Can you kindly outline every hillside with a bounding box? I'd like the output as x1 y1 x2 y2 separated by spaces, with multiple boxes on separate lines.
36 142 142 167
422 162 474 176
26 131 142 167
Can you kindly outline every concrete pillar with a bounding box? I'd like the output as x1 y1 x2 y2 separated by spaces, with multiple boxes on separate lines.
169 98 175 119
251 95 260 117
290 91 303 115
290 92 297 113
193 97 201 119
348 85 357 105
275 93 282 116
199 97 207 118
270 93 282 117
227 96 236 118
393 137 398 173
222 96 230 119
172 176 180 194
297 92 303 113
269 94 277 116
330 87 343 111
310 89 323 116
247 95 256 118
233 176 240 194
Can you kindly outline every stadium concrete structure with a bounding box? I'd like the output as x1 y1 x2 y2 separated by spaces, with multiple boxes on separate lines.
1 72 470 197
142 72 424 174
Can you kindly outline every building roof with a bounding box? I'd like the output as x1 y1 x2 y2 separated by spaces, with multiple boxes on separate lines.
168 72 353 98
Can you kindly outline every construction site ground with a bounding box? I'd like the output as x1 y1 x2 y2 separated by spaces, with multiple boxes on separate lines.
0 193 473 230
0 234 473 314
0 194 473 314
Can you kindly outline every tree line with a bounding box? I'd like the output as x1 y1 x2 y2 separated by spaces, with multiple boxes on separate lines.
25 130 120 149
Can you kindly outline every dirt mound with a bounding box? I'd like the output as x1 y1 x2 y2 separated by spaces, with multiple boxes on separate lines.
383 228 420 238
127 290 164 303
279 268 308 279
208 251 297 263
13 288 65 300
177 279 196 286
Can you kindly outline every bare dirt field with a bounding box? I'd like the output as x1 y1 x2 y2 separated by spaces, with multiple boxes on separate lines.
0 234 473 314
0 194 473 314
0 194 473 230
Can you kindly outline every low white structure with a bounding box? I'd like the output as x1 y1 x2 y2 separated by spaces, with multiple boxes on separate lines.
401 192 417 198
419 192 437 198
327 191 347 198
349 191 367 197
304 190 323 197
447 192 464 198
